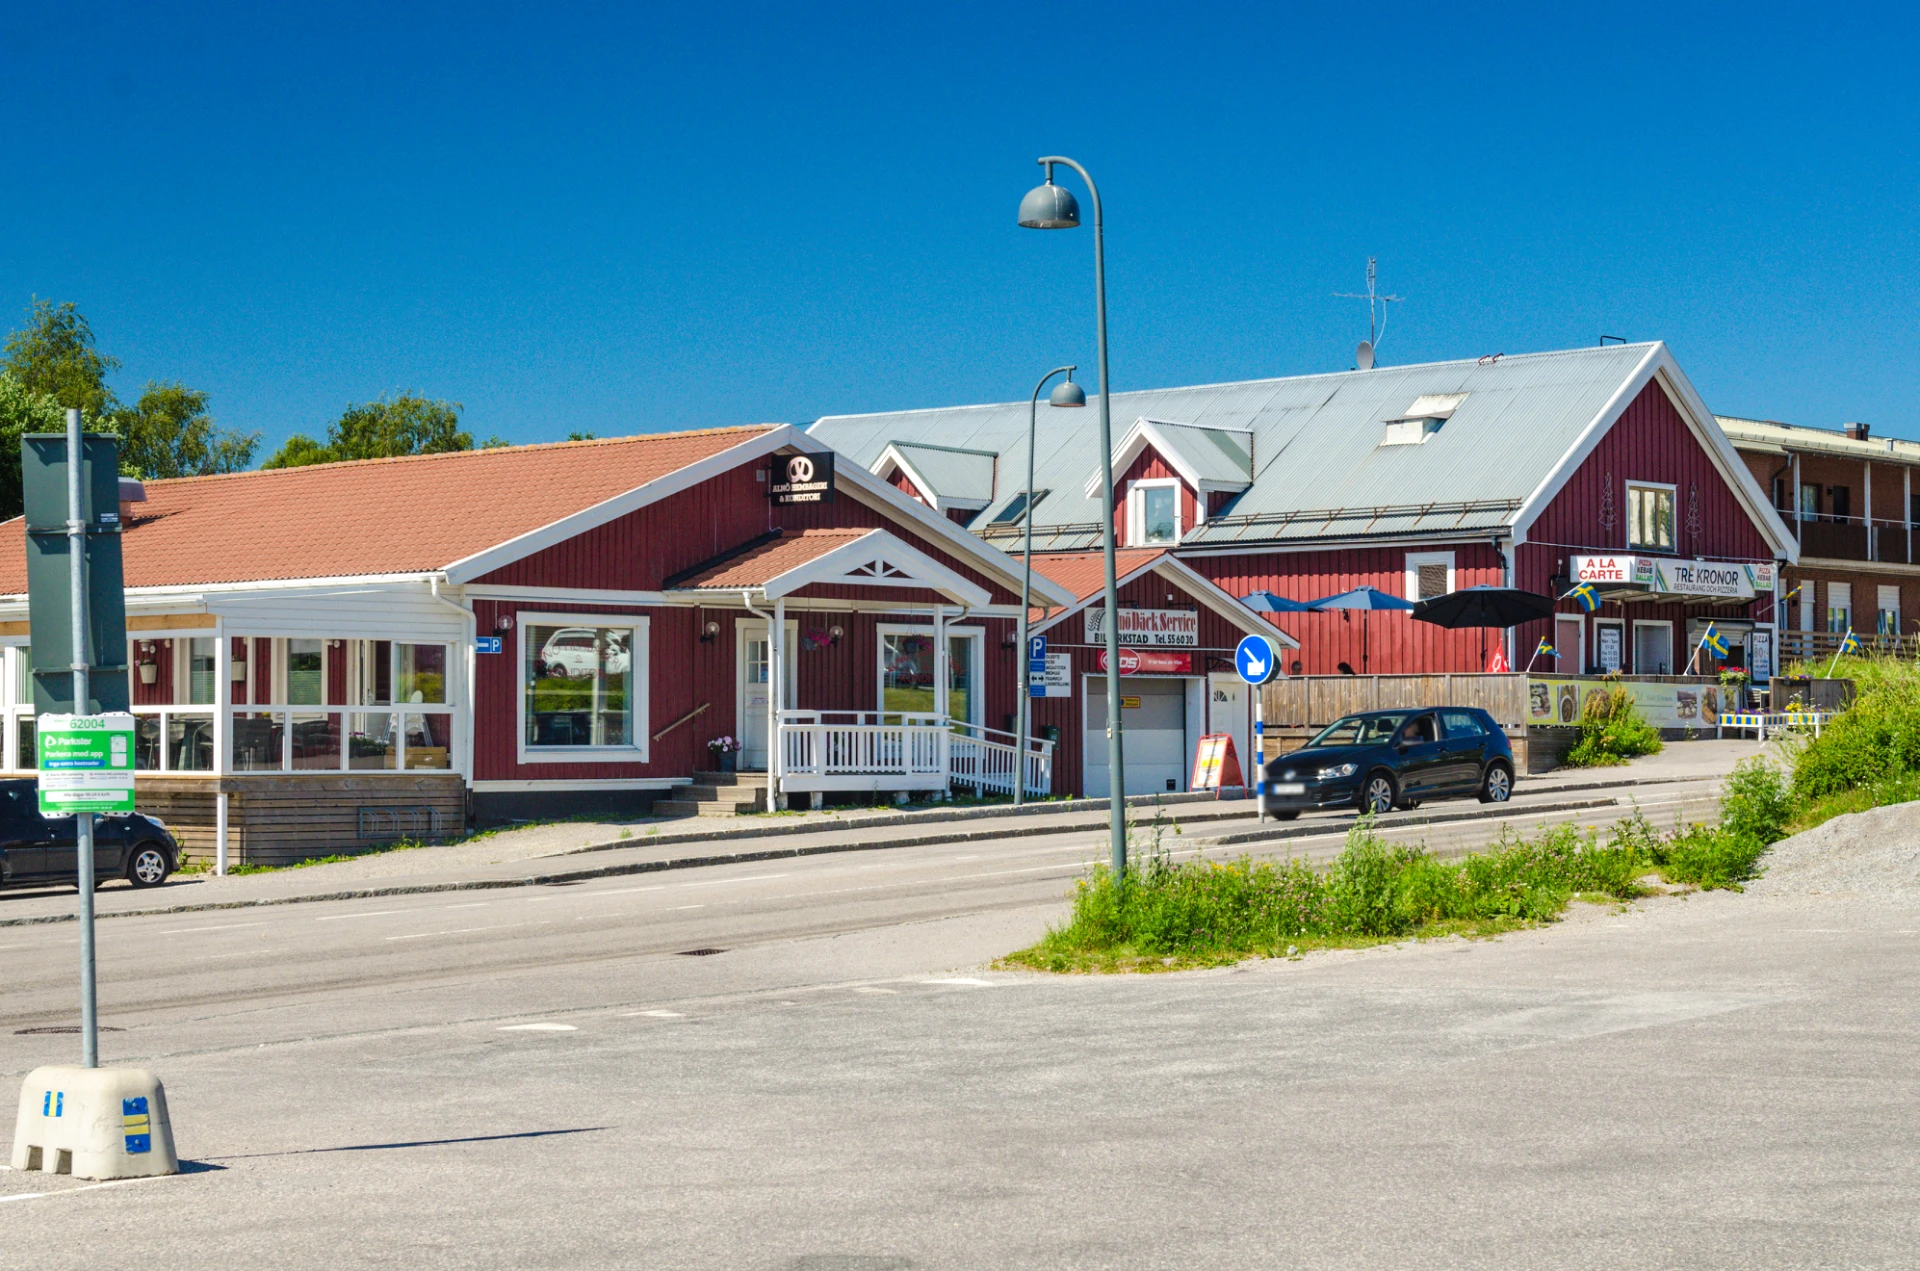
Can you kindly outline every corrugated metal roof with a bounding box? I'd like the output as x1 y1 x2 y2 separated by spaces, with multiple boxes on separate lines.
879 442 998 505
1718 416 1920 467
811 344 1658 548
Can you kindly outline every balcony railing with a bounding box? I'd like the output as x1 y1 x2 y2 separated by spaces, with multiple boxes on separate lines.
1788 513 1914 563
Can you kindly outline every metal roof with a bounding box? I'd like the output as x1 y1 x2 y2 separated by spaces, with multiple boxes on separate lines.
1718 416 1920 468
811 344 1662 552
874 441 999 508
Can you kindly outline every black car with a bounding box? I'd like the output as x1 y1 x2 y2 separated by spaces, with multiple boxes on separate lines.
1260 707 1515 820
0 779 181 891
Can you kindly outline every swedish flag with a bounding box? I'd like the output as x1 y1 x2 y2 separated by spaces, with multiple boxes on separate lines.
1567 583 1600 613
1701 624 1729 658
1839 627 1860 655
1536 637 1556 658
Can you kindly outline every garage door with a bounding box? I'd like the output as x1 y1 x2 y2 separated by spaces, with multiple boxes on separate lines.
1085 676 1190 799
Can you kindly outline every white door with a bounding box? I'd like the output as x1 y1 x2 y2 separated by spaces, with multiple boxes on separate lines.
1207 674 1253 786
737 622 795 772
1085 676 1191 798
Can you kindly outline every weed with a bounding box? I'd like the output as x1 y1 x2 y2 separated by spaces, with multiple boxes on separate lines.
1561 688 1665 767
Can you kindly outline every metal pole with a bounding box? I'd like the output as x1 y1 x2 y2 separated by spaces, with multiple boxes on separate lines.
64 408 98 1068
1038 155 1126 877
1017 366 1076 808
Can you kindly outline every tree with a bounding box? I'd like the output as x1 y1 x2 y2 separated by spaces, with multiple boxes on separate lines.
2 299 118 417
119 381 260 478
0 372 64 520
262 392 474 468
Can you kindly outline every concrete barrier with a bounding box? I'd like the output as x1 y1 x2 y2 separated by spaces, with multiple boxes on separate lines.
11 1065 178 1180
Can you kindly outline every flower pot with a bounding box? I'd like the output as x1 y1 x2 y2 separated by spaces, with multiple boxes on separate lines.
718 751 737 773
138 663 158 685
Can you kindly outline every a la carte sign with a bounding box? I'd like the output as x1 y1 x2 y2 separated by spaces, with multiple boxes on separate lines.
1083 606 1199 647
36 712 136 815
1571 555 1776 601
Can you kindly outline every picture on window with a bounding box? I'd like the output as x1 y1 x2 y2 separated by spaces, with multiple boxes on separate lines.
524 623 636 750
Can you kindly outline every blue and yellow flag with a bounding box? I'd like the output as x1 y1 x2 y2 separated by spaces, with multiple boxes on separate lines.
1535 637 1556 658
1839 627 1860 655
1701 624 1729 658
1566 582 1600 613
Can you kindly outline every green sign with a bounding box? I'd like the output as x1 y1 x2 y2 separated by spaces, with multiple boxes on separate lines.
37 713 137 815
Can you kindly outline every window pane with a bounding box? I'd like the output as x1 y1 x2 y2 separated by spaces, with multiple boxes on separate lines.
289 639 324 706
17 716 35 769
231 711 283 772
881 633 937 718
135 716 163 770
947 636 972 725
189 637 218 705
1142 487 1177 543
397 643 447 705
1417 563 1449 600
292 713 341 770
348 711 394 769
401 713 452 768
525 625 634 748
169 717 212 771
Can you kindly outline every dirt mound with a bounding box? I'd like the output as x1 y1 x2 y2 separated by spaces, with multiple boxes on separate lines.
1750 801 1920 898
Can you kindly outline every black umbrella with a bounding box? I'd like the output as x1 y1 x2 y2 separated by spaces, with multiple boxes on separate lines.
1411 586 1557 671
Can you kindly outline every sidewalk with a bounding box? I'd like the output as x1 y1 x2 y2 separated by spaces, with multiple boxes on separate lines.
0 738 1763 927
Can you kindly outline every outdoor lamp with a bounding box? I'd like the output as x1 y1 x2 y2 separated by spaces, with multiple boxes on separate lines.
1049 376 1086 408
701 621 720 643
1018 169 1081 229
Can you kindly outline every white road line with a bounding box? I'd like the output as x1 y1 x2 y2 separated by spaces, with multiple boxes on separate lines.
159 922 267 935
0 1193 47 1203
624 1009 684 1018
923 977 995 987
498 1022 577 1031
440 902 491 910
675 873 789 889
852 986 898 994
316 909 414 922
385 923 525 941
669 904 705 911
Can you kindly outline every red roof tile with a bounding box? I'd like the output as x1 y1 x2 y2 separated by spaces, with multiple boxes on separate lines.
0 426 776 593
1031 549 1168 603
670 529 874 590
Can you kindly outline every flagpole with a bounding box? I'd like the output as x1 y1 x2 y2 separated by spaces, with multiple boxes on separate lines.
1826 627 1852 678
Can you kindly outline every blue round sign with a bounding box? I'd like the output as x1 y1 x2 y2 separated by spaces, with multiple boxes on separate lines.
1234 635 1278 685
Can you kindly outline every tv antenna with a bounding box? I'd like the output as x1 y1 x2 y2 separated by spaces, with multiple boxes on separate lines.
1335 257 1402 370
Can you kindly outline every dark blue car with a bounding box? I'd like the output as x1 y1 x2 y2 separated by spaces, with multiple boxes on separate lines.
1260 707 1515 820
0 779 181 891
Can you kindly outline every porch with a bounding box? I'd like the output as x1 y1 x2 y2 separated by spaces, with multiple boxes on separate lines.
778 711 1052 802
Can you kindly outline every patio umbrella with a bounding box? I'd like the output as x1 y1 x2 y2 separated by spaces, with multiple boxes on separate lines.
1239 590 1320 613
1410 586 1557 670
1306 586 1417 672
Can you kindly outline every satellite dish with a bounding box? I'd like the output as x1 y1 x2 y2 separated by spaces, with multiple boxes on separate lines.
1356 340 1375 370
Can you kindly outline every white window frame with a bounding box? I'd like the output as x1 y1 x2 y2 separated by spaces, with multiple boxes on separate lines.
1404 550 1456 602
876 622 985 727
1626 480 1678 553
515 612 651 765
1127 478 1185 547
1631 619 1674 675
1825 581 1852 634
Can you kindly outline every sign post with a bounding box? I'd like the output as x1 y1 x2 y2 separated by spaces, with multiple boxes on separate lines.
1233 635 1280 820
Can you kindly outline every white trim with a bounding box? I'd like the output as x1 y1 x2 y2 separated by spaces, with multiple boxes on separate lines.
470 777 684 793
760 529 992 609
1631 619 1676 676
515 611 652 765
1404 550 1456 602
735 617 797 770
1084 418 1254 500
1028 554 1299 648
869 444 993 514
1126 477 1185 548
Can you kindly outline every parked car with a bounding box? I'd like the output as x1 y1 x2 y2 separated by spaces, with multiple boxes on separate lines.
538 628 630 679
1260 707 1515 820
0 779 181 891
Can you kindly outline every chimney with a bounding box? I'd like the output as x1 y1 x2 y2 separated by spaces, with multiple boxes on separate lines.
1844 421 1871 441
118 476 147 521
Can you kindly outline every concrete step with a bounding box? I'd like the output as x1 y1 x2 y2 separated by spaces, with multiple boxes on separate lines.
654 786 768 817
690 770 768 787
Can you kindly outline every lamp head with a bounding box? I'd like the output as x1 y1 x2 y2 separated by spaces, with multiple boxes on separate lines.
1018 176 1080 229
1049 377 1086 408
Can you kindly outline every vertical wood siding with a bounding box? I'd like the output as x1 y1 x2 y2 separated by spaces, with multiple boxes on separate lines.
132 638 174 706
1113 448 1199 545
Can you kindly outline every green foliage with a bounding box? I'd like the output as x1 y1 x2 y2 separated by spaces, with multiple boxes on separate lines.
118 381 260 478
1562 687 1665 767
3 299 118 416
0 371 64 520
262 392 472 468
1718 757 1793 848
1791 674 1920 802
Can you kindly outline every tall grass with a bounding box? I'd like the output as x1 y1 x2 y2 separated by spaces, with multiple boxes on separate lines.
1784 656 1920 831
1561 687 1665 767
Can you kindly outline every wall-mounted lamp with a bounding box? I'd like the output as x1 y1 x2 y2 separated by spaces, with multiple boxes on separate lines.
495 615 514 632
829 625 843 644
700 620 721 643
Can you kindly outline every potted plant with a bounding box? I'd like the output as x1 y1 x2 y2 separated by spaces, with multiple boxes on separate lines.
707 735 741 773
1718 666 1749 711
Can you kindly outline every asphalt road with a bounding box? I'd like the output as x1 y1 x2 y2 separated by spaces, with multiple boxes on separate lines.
9 775 1907 1269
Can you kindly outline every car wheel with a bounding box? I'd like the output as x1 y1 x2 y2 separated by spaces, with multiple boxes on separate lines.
1477 762 1513 804
1356 772 1397 816
1271 809 1300 821
126 843 171 889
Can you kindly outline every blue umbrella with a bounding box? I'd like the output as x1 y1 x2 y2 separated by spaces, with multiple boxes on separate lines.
1308 586 1418 611
1240 590 1320 613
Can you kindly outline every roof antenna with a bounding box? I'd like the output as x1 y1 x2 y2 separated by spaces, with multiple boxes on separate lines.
1335 257 1402 370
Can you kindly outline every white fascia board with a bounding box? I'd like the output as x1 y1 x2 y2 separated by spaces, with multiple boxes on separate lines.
831 455 1079 608
442 425 809 584
1151 556 1301 648
1508 344 1799 563
1028 552 1169 637
461 583 671 606
761 529 992 609
870 445 990 513
1082 418 1252 501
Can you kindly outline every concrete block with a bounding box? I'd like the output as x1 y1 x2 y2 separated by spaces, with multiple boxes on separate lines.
11 1065 178 1180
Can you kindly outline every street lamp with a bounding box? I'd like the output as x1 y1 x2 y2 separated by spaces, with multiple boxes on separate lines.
1019 155 1128 878
1015 365 1084 808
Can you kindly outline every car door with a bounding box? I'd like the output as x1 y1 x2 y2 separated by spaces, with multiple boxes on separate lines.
1438 710 1490 792
0 784 57 882
1393 713 1447 796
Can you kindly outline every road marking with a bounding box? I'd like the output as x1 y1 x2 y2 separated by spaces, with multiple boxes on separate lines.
440 902 491 910
676 873 788 889
582 885 668 897
0 1193 47 1203
923 977 995 987
852 986 898 995
387 923 522 941
498 1022 576 1031
669 904 705 911
317 909 413 921
624 1009 684 1018
160 922 267 935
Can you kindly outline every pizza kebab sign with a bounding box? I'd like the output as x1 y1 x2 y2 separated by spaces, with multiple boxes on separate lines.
769 452 835 505
1571 555 1776 601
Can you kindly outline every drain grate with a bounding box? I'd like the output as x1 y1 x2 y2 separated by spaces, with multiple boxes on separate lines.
15 1025 125 1035
676 948 726 957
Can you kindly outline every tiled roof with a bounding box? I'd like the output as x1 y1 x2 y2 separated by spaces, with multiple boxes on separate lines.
0 426 775 593
669 528 875 590
1032 549 1168 602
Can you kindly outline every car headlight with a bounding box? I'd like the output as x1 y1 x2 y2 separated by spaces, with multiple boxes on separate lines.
1318 762 1358 780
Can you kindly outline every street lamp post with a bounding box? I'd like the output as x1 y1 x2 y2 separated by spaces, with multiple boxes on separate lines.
1019 155 1128 877
1015 366 1084 808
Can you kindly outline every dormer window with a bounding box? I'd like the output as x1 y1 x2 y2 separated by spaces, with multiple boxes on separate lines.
1129 478 1182 546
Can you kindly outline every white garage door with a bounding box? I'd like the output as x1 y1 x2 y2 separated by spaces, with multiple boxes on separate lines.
1085 676 1191 799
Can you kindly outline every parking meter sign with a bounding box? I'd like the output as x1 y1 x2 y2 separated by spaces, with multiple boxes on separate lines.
37 713 137 815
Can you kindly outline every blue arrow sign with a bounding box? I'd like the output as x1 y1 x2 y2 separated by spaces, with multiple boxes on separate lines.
1234 634 1277 685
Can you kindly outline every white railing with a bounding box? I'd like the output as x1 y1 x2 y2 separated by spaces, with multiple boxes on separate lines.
776 711 1052 797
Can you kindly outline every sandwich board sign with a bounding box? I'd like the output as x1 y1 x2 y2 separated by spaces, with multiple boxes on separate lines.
37 713 137 815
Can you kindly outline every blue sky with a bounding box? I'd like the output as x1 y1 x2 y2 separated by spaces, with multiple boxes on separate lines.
3 1 1916 455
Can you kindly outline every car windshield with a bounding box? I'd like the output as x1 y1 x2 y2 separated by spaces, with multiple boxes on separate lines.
1307 713 1410 747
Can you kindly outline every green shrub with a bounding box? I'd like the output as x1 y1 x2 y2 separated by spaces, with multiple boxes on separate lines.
1562 688 1665 767
1719 758 1792 848
1792 676 1920 801
1651 824 1769 890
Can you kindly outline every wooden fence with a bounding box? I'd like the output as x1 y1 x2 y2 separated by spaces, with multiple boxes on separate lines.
1260 674 1530 732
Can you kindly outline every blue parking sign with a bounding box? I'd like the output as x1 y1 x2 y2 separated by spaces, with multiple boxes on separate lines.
1028 635 1046 661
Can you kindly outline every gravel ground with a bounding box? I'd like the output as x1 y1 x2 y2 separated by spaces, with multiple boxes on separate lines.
1751 801 1920 899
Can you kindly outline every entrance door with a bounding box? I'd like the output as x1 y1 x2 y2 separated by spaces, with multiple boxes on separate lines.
737 622 795 772
1555 615 1584 675
1633 622 1674 675
1085 676 1190 798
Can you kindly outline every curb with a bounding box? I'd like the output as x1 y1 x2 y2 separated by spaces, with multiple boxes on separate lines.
0 791 1649 928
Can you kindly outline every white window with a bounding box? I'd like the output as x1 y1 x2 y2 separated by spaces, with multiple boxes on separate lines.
1632 621 1674 675
1878 584 1901 637
1826 582 1852 634
1127 479 1183 546
1404 551 1455 602
878 624 983 727
518 614 650 763
1798 585 1814 633
1627 482 1677 552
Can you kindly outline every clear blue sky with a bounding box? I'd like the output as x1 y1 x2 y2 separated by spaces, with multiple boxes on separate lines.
3 1 1916 455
